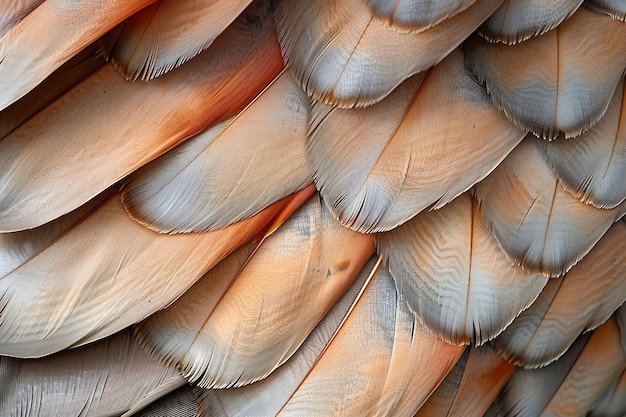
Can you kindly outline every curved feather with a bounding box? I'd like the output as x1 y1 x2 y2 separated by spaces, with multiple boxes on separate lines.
133 386 202 417
589 369 626 417
365 0 476 32
0 0 43 37
308 49 525 233
538 79 626 209
135 194 375 388
465 7 626 139
494 218 626 367
479 0 583 44
415 345 515 417
0 329 186 417
474 136 626 276
276 0 503 107
102 0 253 80
587 0 626 20
0 0 156 111
121 71 313 233
0 187 313 358
0 9 284 232
377 192 548 344
488 318 626 416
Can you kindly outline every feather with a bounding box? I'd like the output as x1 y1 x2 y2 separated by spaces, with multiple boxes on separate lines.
102 0 253 81
365 0 477 33
121 71 313 233
377 192 548 344
0 186 314 358
0 329 186 417
198 257 376 416
275 0 503 107
488 317 626 416
479 0 583 44
415 345 516 417
587 0 626 21
537 79 626 209
133 386 202 417
307 48 525 233
588 368 626 417
0 8 284 233
199 257 464 415
0 0 43 37
0 0 156 111
494 218 626 367
474 136 626 277
465 6 626 139
135 193 375 388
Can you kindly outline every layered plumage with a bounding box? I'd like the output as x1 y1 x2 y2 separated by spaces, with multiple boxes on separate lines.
1 0 625 416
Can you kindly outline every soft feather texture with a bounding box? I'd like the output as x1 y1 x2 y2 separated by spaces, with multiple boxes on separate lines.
494 218 626 367
0 0 156 111
366 0 476 32
589 369 626 417
465 7 626 139
102 0 253 80
0 7 284 232
135 194 375 388
0 0 43 37
0 329 186 417
307 48 524 233
198 257 375 416
479 0 583 44
133 386 202 417
487 318 626 416
276 0 503 107
121 71 313 233
587 0 626 20
415 345 515 417
474 136 626 277
377 192 548 344
0 188 313 358
538 79 626 209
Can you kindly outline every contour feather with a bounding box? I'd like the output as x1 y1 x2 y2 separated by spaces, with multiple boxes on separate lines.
365 0 477 32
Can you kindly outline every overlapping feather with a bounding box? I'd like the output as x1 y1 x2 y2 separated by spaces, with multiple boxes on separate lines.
276 0 503 107
474 136 626 276
0 0 156 110
465 6 626 138
102 0 253 80
135 194 375 388
307 49 524 233
365 0 477 32
0 187 313 358
121 71 313 233
0 6 283 232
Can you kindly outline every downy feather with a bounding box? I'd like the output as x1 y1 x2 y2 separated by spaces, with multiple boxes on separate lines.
121 71 313 233
0 0 156 110
0 7 284 232
377 193 548 344
275 0 503 107
0 187 313 358
474 136 626 276
494 218 626 367
135 194 375 388
307 48 524 233
465 7 626 139
102 0 253 80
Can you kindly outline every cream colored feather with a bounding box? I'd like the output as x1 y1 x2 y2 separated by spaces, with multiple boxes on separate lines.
538 79 626 209
415 345 515 417
365 0 477 32
102 0 253 80
0 188 312 358
135 194 375 388
121 71 313 233
0 0 156 111
307 49 524 233
0 9 284 233
474 136 626 276
0 330 186 417
494 218 626 367
589 368 626 417
479 0 583 44
465 7 626 139
276 0 503 107
377 192 548 344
